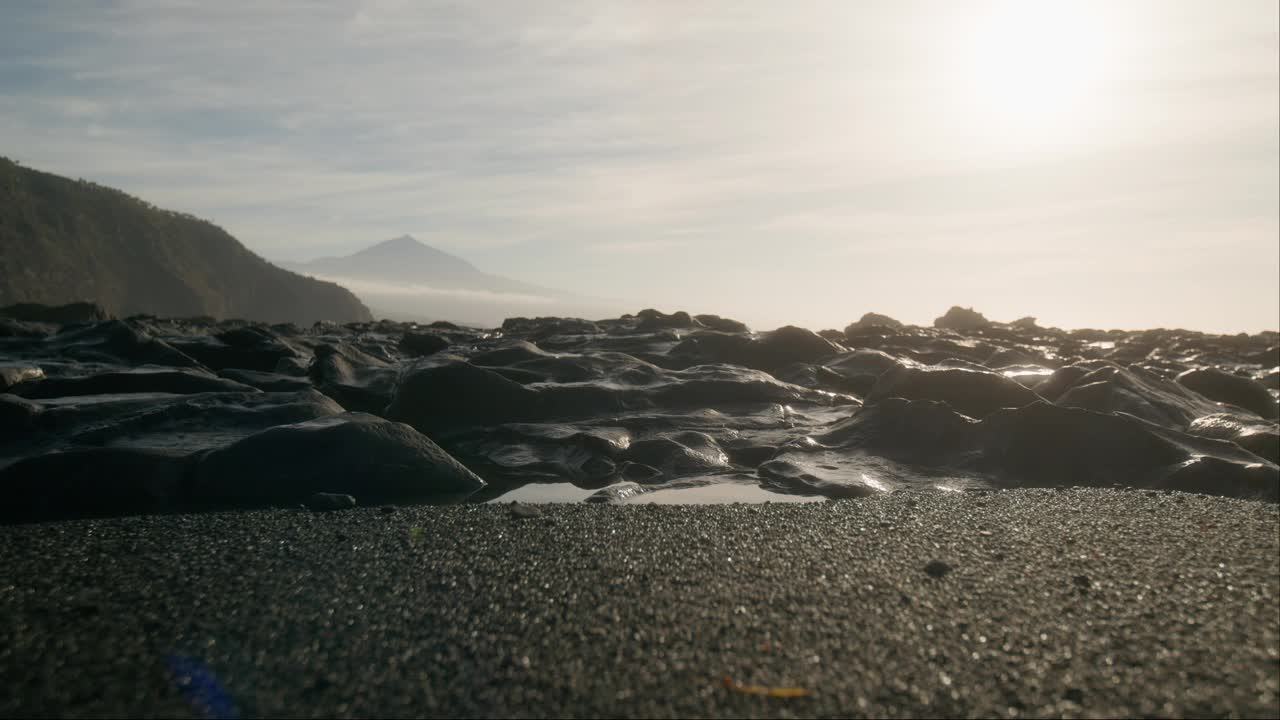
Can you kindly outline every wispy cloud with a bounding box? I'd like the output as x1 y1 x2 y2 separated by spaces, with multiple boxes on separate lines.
0 0 1275 331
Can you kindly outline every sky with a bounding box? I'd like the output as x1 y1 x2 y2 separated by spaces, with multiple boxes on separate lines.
2 0 1277 332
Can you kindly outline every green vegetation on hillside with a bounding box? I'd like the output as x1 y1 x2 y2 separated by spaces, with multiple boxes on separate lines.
0 157 371 324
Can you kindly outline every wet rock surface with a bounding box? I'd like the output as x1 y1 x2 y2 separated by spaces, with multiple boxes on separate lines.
2 306 1277 521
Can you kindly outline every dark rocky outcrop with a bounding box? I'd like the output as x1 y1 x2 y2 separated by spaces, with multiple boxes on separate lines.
1052 364 1225 429
168 326 305 372
0 447 193 523
191 413 484 507
1176 368 1278 419
399 331 450 358
0 302 110 325
8 368 258 399
694 314 750 333
308 343 397 414
864 365 1043 419
933 306 990 331
669 326 844 372
2 307 1277 517
634 309 705 332
0 364 44 392
1186 413 1279 462
42 321 203 368
845 312 903 333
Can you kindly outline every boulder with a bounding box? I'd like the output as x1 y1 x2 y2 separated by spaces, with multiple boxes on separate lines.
752 326 846 370
399 331 450 358
1054 364 1227 429
1177 368 1278 419
309 343 397 414
0 448 192 524
0 394 42 433
1187 413 1279 462
0 302 111 325
191 413 484 507
48 321 201 368
386 361 542 434
217 369 313 393
0 364 44 392
865 365 1043 419
168 325 303 372
933 306 990 331
9 368 259 399
623 432 729 477
693 314 749 333
634 309 705 332
845 312 904 331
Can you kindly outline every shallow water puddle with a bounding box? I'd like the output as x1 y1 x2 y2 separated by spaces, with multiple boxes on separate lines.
484 481 822 504
483 483 603 504
629 482 824 504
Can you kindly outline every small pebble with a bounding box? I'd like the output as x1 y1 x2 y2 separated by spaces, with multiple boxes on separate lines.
924 560 952 578
306 492 356 512
508 503 543 519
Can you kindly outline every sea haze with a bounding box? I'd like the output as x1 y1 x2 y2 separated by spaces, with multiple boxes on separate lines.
280 235 633 326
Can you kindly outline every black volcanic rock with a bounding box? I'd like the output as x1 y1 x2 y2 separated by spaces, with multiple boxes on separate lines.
758 457 884 498
7 368 258 399
1177 368 1278 419
635 309 705 332
668 325 845 372
0 447 192 523
0 158 371 324
623 433 729 476
1053 363 1225 429
46 321 202 368
166 325 305 372
5 390 345 466
693 314 749 333
2 309 1278 518
399 331 450 358
934 306 990 331
0 394 42 433
501 317 603 339
1187 414 1279 462
191 413 484 507
309 343 397 414
216 368 313 393
0 302 110 325
753 326 846 370
865 365 1043 419
0 364 43 392
387 361 542 434
846 312 904 332
787 398 1278 500
470 340 553 367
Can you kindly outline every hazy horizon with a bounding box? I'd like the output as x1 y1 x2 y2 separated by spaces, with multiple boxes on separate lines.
3 1 1277 333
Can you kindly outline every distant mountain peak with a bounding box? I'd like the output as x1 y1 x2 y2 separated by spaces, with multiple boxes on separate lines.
360 234 428 254
379 234 422 248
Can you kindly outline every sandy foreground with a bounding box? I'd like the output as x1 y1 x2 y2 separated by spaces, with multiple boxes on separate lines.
1 488 1276 718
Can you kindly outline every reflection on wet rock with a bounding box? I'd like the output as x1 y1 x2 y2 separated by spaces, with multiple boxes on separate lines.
1177 368 1278 419
865 365 1043 419
1 305 1277 520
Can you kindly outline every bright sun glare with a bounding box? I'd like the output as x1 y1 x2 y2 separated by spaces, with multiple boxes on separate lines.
957 1 1113 147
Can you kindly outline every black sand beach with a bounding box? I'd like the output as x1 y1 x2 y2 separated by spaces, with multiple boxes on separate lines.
3 488 1276 718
